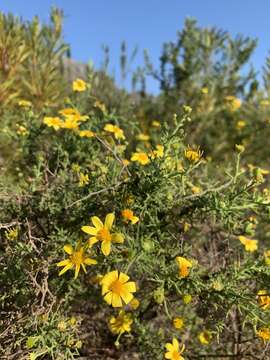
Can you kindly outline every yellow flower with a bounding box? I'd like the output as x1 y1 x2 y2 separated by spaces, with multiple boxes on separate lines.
100 270 136 307
16 125 28 136
224 96 241 112
109 310 133 334
78 173 90 187
136 133 150 141
121 209 139 224
257 290 270 309
236 120 246 130
183 222 191 233
201 87 208 94
43 116 63 130
81 213 124 256
238 235 258 252
59 108 88 122
165 338 185 360
173 317 184 330
104 123 125 140
131 152 150 165
57 244 97 279
94 100 106 113
61 118 79 130
184 146 203 163
73 78 87 92
257 327 270 341
5 228 18 240
122 159 130 166
235 144 245 153
79 130 95 138
129 297 140 310
191 186 201 194
183 294 192 304
198 330 212 345
149 144 164 159
151 120 161 127
176 257 193 278
57 320 67 332
18 99 32 107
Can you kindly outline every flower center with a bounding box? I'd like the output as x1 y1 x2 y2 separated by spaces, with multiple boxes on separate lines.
71 250 84 265
172 351 180 360
109 279 123 295
97 228 112 242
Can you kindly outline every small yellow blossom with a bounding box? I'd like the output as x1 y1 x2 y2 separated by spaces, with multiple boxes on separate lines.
236 120 246 130
235 144 245 153
79 130 95 138
101 270 136 307
224 96 241 112
257 327 270 341
183 222 191 233
198 330 212 345
5 227 18 240
149 144 164 159
57 320 67 332
191 186 201 194
201 87 208 94
131 152 150 165
129 298 140 310
238 235 258 252
109 310 133 334
257 290 270 309
152 120 161 127
94 100 106 113
16 125 28 136
121 209 139 224
176 257 193 278
78 173 90 187
59 108 88 122
56 244 97 279
165 338 185 360
71 163 81 173
61 118 79 130
173 317 184 330
18 99 32 107
183 294 192 304
73 78 87 92
43 116 63 131
104 123 125 140
136 133 150 141
81 213 124 256
184 146 203 163
122 159 130 166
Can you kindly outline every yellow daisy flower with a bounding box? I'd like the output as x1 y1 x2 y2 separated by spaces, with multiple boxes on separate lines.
43 116 63 131
184 146 203 163
165 338 185 360
121 209 139 224
224 95 242 112
81 213 124 256
79 130 95 138
104 123 125 140
173 317 184 330
57 244 97 279
257 327 270 341
149 144 164 159
198 330 212 345
109 310 133 334
100 270 136 307
238 235 258 252
78 173 90 187
131 152 150 165
72 78 87 92
176 257 193 278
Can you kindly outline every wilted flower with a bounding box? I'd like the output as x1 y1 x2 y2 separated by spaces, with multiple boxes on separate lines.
173 317 184 330
184 146 203 163
109 310 133 334
121 209 139 224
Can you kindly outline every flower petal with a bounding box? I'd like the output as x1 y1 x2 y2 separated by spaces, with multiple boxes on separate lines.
59 262 73 276
84 258 97 265
57 259 70 267
63 244 73 255
112 233 124 243
121 291 134 305
119 272 130 283
74 264 80 279
105 213 115 230
88 237 98 247
104 292 113 305
101 240 111 256
123 281 136 293
112 293 123 307
91 216 103 229
81 226 98 235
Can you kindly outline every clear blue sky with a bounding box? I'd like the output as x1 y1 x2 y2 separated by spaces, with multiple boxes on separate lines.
1 0 270 93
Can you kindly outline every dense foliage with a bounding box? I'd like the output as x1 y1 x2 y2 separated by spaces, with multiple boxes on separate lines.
1 10 270 360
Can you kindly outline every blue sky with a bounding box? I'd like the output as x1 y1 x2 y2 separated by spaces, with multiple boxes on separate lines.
1 0 270 93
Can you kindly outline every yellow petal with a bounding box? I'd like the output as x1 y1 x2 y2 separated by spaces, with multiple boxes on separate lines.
57 259 70 267
101 270 118 288
74 264 80 279
91 216 103 229
84 258 97 265
59 262 73 276
131 216 139 224
112 233 124 243
101 240 111 256
104 292 113 305
172 338 179 350
81 226 98 235
63 244 73 255
123 281 136 293
112 293 123 307
121 291 133 305
165 343 174 352
105 213 115 230
88 237 98 247
165 352 172 359
119 272 130 283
